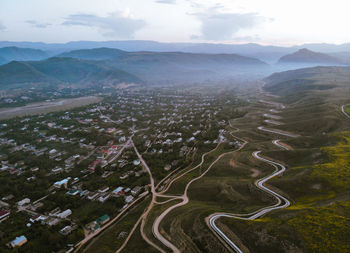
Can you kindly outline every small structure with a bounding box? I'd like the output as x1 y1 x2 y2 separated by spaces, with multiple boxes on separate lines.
133 159 141 166
96 214 110 225
66 189 79 196
46 217 60 226
98 193 110 203
54 178 70 189
17 198 30 206
10 235 27 248
59 225 77 236
125 195 134 203
131 186 142 196
112 187 124 196
56 209 72 219
87 192 99 200
0 210 10 220
164 164 172 171
98 186 110 193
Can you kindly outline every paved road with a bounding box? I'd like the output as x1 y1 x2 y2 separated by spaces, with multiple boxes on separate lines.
208 100 293 253
209 151 290 253
151 148 218 253
264 119 284 126
263 113 282 120
151 125 249 252
272 139 290 150
258 126 299 138
341 104 350 119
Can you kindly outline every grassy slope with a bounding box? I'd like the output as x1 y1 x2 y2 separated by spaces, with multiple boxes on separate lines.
218 67 350 253
345 105 350 115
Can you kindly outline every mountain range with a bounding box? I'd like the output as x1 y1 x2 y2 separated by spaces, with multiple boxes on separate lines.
3 40 350 63
1 43 350 91
0 48 269 89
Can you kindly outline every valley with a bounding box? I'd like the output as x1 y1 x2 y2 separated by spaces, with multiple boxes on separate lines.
0 44 350 253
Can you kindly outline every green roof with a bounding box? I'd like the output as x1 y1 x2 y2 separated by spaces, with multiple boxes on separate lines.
97 214 110 223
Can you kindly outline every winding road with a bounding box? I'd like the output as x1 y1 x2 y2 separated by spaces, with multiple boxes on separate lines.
341 104 350 119
272 139 290 150
114 97 298 253
208 151 290 253
207 100 296 253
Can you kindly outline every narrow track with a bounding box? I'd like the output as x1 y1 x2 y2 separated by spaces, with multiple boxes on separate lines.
208 100 296 253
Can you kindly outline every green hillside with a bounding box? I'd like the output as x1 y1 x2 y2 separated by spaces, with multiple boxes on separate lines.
0 57 142 89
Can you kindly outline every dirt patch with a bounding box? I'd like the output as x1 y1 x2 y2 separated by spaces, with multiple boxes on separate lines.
229 159 236 167
250 168 260 178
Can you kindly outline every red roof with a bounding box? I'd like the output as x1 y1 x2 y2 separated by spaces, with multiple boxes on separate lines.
0 210 9 216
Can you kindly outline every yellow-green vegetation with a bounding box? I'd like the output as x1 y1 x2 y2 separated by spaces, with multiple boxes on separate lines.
312 131 350 190
288 200 350 253
287 132 350 252
345 105 350 115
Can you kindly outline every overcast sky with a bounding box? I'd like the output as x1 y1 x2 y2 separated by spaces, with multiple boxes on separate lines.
1 0 350 45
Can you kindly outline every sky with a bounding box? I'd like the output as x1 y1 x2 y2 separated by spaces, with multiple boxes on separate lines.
0 0 350 46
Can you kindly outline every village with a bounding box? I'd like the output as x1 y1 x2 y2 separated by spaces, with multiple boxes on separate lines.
0 88 243 252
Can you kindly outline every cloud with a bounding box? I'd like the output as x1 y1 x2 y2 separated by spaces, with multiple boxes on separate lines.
192 11 268 41
0 21 6 31
62 11 146 38
155 0 176 4
26 20 52 28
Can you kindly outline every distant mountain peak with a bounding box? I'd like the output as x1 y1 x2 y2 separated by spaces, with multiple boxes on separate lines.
278 48 342 65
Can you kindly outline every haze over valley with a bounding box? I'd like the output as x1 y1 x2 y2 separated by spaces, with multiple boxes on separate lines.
0 0 350 252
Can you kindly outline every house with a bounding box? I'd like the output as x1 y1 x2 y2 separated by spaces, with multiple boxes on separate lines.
187 137 195 142
98 186 110 193
125 195 134 203
133 159 140 166
96 214 110 225
60 225 75 236
10 235 27 248
120 173 129 180
87 192 99 200
124 188 131 193
66 189 79 196
57 209 72 219
49 149 57 155
54 178 70 189
131 186 142 196
10 235 28 248
46 217 60 226
164 165 172 171
29 214 46 223
86 221 100 232
0 210 10 220
17 198 30 206
112 187 124 196
98 193 110 203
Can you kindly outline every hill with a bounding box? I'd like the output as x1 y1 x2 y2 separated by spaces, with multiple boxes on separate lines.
0 46 48 64
59 47 268 65
58 47 127 61
0 57 142 89
263 66 350 101
278 48 342 65
59 48 269 83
